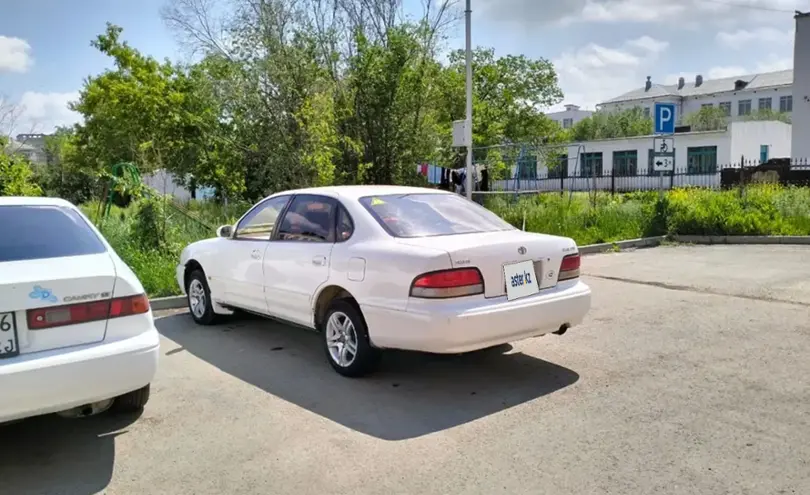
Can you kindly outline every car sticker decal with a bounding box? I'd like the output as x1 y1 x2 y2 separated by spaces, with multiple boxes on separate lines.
370 197 385 206
29 285 58 303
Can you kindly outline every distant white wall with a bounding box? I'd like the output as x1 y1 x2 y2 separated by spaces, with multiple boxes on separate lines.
547 107 593 128
729 121 792 163
141 169 216 202
793 14 810 159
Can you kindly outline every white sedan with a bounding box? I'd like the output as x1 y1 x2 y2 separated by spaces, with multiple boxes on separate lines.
177 186 591 377
0 197 160 423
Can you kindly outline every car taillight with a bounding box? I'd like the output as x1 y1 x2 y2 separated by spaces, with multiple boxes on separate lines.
27 294 150 330
410 268 484 299
558 253 581 281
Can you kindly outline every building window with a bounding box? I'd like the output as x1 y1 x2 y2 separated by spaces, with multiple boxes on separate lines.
687 146 718 175
580 152 603 178
562 118 573 129
758 97 772 111
738 99 752 116
719 101 732 116
780 95 793 112
701 103 714 109
648 148 676 176
643 107 651 119
613 150 638 177
548 155 568 179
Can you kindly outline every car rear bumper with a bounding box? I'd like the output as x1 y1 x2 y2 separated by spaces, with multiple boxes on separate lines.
0 328 160 423
361 280 591 354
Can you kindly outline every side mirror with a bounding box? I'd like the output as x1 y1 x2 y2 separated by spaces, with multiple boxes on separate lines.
217 225 233 238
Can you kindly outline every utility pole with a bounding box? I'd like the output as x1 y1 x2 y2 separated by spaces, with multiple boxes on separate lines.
464 0 473 200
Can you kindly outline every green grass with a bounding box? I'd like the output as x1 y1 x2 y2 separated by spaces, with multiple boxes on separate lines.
84 185 810 297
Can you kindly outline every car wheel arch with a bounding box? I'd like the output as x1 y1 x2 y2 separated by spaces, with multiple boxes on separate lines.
313 285 363 331
184 259 205 291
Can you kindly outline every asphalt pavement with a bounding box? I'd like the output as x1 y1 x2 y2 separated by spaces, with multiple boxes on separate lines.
1 244 809 495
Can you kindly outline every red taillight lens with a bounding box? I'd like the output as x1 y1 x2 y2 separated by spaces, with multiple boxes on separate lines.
27 294 150 330
558 254 581 281
410 268 484 299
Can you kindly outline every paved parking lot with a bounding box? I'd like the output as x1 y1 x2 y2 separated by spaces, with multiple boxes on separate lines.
2 245 809 495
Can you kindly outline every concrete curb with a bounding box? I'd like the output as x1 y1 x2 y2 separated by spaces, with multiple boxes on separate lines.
674 235 810 245
579 236 666 255
149 295 187 311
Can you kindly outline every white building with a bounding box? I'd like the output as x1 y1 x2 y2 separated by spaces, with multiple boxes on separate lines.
498 121 791 191
792 12 810 159
598 71 793 125
546 104 593 129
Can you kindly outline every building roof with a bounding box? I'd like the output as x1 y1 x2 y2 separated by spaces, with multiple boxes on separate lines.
599 69 793 106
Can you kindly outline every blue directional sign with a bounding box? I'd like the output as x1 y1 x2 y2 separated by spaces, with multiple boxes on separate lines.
654 102 676 135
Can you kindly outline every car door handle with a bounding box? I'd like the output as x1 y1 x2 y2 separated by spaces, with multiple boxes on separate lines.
312 256 327 266
251 249 261 259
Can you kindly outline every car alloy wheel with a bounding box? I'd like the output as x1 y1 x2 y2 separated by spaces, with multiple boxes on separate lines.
325 311 358 368
188 278 207 319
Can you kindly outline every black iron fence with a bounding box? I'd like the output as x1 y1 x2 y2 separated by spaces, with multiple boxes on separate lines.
483 158 810 194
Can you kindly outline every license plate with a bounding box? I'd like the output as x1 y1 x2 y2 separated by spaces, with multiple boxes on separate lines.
0 312 20 358
504 260 540 301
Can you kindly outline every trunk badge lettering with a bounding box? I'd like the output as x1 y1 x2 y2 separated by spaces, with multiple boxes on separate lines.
518 246 527 255
29 286 58 303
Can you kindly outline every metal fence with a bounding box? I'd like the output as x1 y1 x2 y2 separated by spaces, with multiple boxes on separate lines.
481 157 810 195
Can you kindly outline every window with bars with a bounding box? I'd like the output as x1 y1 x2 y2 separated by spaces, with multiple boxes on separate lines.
612 150 638 177
647 148 676 176
580 152 603 178
687 146 718 175
780 95 793 112
548 155 568 179
643 107 651 119
719 101 731 116
738 99 752 116
758 97 772 111
562 118 573 129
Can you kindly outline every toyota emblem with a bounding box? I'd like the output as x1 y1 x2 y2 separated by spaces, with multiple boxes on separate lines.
518 246 527 255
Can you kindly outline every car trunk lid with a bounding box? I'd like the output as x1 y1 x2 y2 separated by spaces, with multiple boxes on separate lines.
396 231 576 298
0 253 117 356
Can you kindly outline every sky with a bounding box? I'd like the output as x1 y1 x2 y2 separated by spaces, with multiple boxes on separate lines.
0 0 806 134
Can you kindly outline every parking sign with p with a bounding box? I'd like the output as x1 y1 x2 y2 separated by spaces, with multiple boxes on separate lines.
654 102 676 135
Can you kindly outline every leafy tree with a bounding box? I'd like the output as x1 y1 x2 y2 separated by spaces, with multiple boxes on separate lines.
683 106 727 131
570 107 653 142
71 24 244 197
744 109 792 124
0 137 42 196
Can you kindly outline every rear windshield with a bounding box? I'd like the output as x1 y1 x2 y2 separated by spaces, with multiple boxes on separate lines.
359 193 515 238
0 206 107 262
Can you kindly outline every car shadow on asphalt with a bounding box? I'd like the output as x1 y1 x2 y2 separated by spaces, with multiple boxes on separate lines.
0 410 142 495
157 312 580 441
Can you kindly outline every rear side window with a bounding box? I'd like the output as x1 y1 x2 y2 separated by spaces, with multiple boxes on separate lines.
359 193 515 238
0 206 107 262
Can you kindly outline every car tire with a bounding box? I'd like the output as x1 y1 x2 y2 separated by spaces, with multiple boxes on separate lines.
113 384 150 412
187 269 218 325
322 299 380 377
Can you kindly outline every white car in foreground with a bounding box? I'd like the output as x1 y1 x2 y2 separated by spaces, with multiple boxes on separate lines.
177 186 591 377
0 197 160 423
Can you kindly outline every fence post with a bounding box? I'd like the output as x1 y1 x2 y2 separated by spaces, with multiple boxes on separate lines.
560 166 564 197
610 166 615 196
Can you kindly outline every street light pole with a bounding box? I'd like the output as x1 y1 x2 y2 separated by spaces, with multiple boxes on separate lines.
464 0 473 200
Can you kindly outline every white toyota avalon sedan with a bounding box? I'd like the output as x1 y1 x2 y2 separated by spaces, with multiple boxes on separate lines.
177 186 591 377
0 197 160 423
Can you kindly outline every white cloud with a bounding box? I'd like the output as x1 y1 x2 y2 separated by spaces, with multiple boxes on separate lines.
717 27 794 48
552 36 669 110
15 92 82 134
0 36 33 73
707 66 749 79
479 0 804 26
755 55 793 72
625 36 670 54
